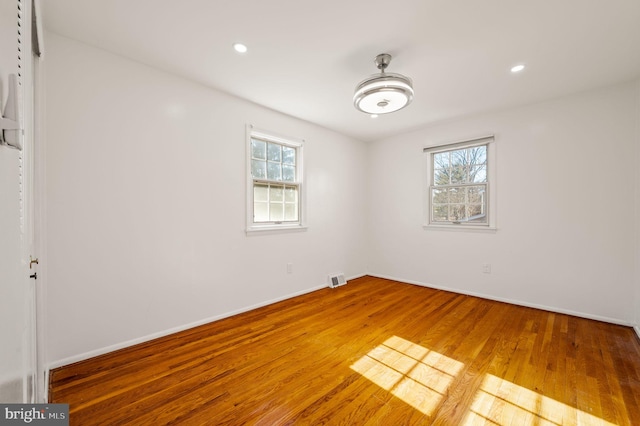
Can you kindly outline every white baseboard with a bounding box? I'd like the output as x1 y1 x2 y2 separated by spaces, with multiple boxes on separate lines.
51 272 628 370
367 273 635 327
50 273 366 369
346 273 367 282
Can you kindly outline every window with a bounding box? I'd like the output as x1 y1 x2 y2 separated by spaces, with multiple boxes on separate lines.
247 126 305 232
424 136 495 229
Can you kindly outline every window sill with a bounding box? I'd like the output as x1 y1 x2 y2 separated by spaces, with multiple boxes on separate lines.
423 224 497 233
246 224 308 235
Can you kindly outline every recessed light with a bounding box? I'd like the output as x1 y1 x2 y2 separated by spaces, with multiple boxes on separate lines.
511 64 525 73
233 43 248 53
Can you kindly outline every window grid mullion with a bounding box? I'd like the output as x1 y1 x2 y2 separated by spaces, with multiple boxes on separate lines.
267 182 272 221
432 182 486 190
253 178 302 186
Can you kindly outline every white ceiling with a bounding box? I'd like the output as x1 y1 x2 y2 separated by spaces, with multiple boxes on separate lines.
42 0 640 142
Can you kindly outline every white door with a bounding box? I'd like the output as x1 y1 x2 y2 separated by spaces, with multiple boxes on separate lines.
0 0 40 403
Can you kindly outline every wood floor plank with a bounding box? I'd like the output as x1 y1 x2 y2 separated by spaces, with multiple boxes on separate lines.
50 276 640 425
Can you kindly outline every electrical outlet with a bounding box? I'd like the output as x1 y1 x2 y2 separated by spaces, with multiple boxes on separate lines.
287 263 293 274
482 263 491 274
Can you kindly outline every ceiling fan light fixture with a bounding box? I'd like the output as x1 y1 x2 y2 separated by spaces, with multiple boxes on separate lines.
354 53 414 115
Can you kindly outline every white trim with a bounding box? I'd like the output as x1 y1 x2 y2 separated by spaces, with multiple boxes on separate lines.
24 9 48 401
246 224 308 235
635 326 640 341
42 368 49 403
423 135 495 153
423 224 497 233
33 48 48 404
368 273 635 327
48 272 366 369
344 273 367 282
250 126 304 147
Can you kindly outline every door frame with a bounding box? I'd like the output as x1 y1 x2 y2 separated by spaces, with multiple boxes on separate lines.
30 0 47 402
20 0 46 402
33 39 47 404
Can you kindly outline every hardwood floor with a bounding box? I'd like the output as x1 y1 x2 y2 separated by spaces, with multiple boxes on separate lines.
49 276 640 425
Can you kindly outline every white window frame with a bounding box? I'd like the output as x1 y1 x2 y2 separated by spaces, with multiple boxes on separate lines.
246 125 307 233
423 135 497 231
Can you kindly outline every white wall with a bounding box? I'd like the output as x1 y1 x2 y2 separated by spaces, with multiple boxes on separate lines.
44 33 368 366
368 82 639 324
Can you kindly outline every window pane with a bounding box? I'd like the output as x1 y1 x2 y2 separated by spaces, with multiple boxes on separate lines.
254 183 268 202
434 152 449 169
270 185 283 202
468 185 486 204
449 187 465 204
470 165 487 183
469 145 487 165
450 204 466 221
434 169 450 185
270 203 284 221
285 203 298 221
282 165 295 182
450 165 467 184
432 188 448 204
267 143 282 162
285 186 297 202
468 204 486 222
267 162 282 180
283 146 296 165
251 160 266 179
451 149 466 166
254 202 269 222
433 205 448 222
251 139 266 160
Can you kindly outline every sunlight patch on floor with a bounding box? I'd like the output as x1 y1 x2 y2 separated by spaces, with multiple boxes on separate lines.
350 335 464 415
462 374 618 426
